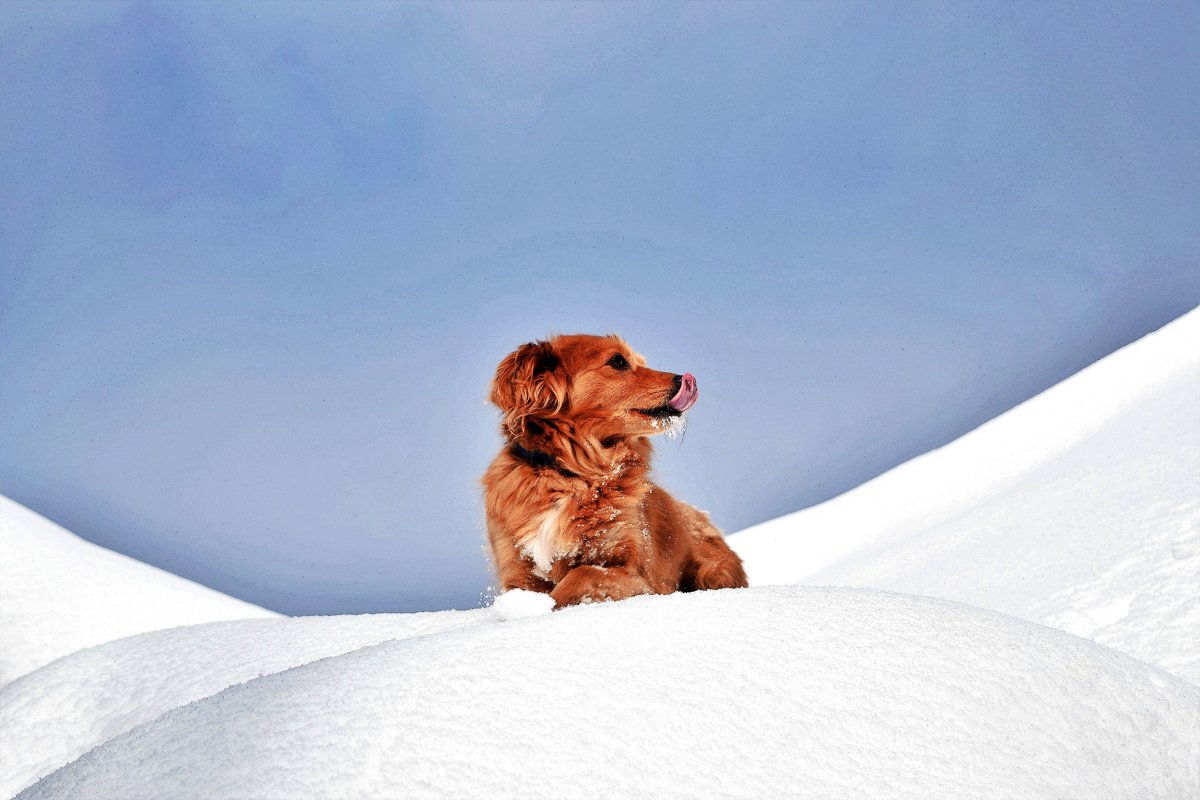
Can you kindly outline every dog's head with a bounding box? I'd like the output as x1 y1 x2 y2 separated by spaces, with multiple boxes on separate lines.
489 334 698 442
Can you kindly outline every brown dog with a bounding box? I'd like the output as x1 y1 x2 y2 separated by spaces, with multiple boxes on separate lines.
482 334 747 608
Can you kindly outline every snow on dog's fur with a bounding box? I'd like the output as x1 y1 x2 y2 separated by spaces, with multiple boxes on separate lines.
482 334 747 608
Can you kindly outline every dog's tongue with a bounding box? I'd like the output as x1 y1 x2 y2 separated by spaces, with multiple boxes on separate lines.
668 373 699 413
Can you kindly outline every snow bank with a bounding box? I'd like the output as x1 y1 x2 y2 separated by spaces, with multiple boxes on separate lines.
0 609 491 798
731 308 1200 682
0 496 277 686
6 311 1197 799
17 586 1199 800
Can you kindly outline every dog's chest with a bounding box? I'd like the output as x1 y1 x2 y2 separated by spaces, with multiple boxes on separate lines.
521 501 566 577
518 483 649 578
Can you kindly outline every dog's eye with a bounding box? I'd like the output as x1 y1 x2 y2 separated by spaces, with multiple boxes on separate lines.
607 353 630 371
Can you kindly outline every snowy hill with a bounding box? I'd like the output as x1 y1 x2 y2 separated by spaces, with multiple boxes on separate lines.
12 587 1200 800
730 307 1200 683
0 496 277 686
0 609 492 798
2 309 1198 799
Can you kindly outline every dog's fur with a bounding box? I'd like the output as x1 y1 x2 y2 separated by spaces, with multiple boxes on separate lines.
482 333 747 608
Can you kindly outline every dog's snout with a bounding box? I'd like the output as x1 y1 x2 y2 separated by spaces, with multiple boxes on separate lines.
671 374 683 394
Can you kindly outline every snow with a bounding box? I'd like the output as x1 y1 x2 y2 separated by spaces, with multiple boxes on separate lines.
490 587 555 620
0 610 491 798
0 496 277 687
1 594 533 796
656 411 688 439
3 309 1198 799
14 587 1199 800
730 307 1200 683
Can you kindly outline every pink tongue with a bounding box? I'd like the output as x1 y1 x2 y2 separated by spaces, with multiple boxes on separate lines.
668 373 698 412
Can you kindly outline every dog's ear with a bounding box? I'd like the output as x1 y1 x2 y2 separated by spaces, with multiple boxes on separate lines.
490 340 568 438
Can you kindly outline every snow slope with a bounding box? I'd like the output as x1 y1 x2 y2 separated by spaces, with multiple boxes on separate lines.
730 308 1200 683
0 609 491 798
0 496 277 686
4 311 1197 798
15 586 1200 800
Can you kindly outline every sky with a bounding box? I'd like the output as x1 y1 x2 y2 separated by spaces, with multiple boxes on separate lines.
1 1 1197 615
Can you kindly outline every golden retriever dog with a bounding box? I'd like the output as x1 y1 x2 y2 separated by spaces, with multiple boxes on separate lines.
482 333 747 608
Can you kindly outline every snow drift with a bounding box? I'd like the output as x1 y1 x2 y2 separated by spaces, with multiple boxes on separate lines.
15 586 1200 800
3 309 1198 799
0 496 276 686
0 609 493 798
731 307 1200 682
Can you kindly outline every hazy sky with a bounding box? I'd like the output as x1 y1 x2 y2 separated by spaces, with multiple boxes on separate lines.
2 2 1197 614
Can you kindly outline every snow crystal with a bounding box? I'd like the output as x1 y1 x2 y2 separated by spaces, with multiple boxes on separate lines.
652 411 688 439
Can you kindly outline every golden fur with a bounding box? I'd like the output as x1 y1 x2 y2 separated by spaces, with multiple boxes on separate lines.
482 333 747 608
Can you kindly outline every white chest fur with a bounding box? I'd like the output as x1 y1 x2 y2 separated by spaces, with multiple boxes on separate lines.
521 501 564 578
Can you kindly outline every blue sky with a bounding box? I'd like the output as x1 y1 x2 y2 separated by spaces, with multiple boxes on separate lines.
2 2 1197 614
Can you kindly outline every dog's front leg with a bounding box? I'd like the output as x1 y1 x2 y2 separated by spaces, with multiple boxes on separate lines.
550 565 651 609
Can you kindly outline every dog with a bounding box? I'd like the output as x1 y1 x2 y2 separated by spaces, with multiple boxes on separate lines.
482 333 748 608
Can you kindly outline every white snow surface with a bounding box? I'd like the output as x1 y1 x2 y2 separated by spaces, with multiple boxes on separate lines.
14 586 1200 800
0 496 277 687
731 308 1200 683
489 586 555 619
3 309 1198 799
0 609 491 798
